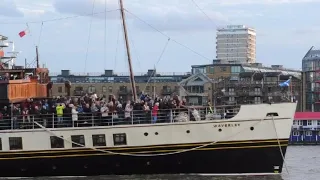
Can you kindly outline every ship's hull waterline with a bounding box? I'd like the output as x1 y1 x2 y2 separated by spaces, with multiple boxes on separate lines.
0 138 288 177
0 102 296 177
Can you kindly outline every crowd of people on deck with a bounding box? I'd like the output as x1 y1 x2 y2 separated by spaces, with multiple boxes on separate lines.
0 93 194 130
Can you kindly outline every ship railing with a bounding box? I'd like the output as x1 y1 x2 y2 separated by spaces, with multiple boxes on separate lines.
0 106 240 130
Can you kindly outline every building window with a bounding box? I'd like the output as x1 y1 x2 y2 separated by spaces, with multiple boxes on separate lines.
108 86 113 93
307 120 312 126
293 120 297 125
306 131 312 136
58 86 63 93
297 120 303 126
209 67 214 73
9 137 23 150
102 86 107 93
92 134 106 146
50 136 64 148
292 131 299 136
231 66 241 73
113 133 127 146
88 86 96 94
0 138 2 150
192 67 206 74
71 135 85 148
317 120 320 126
146 86 150 92
220 67 226 72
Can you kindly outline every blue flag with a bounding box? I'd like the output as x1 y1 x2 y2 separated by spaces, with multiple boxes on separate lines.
279 79 291 87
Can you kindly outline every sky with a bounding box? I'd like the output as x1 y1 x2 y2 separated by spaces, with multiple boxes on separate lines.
0 0 319 75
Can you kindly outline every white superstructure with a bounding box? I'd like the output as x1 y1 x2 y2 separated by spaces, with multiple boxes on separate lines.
216 25 256 64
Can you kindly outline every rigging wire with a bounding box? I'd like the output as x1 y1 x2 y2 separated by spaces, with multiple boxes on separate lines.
190 0 218 27
190 0 218 57
37 22 44 47
124 9 211 61
84 0 96 73
0 10 119 25
26 23 37 47
126 23 143 73
142 38 171 93
103 0 107 70
34 118 267 157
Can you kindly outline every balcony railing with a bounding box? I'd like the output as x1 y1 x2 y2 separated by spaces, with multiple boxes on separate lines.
0 107 240 131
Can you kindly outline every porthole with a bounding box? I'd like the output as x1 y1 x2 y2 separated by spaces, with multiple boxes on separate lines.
218 129 222 132
186 130 190 133
155 132 159 135
144 132 148 136
250 127 254 131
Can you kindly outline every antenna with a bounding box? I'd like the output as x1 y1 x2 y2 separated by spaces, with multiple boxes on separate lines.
7 41 21 69
36 46 39 68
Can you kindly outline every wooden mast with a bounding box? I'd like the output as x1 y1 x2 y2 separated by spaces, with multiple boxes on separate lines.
119 0 137 102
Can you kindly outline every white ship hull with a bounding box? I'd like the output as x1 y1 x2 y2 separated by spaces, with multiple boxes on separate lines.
0 102 296 177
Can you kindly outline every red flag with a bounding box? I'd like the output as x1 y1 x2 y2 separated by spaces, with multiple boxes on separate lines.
19 30 26 38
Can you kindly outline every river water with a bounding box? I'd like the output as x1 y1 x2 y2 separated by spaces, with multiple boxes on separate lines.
3 146 318 180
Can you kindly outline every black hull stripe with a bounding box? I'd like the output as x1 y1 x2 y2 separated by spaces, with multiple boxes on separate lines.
0 138 288 155
0 144 288 160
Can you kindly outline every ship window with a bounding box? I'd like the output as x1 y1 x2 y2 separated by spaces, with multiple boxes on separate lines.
113 133 127 146
9 137 23 150
71 135 85 148
306 131 312 136
266 112 278 117
92 134 106 146
50 136 64 148
292 131 299 136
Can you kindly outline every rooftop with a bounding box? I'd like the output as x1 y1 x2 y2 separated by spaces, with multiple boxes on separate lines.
303 46 320 60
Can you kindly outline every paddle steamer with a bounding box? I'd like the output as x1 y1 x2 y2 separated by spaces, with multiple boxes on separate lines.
0 0 296 177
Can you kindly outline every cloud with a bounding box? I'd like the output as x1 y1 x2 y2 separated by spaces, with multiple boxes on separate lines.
0 0 24 17
215 0 320 6
53 0 120 19
52 0 227 32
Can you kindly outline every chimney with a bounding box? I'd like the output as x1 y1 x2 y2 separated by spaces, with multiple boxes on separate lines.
104 70 113 76
61 70 70 76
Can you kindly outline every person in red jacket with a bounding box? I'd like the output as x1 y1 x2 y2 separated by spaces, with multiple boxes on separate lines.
152 102 159 124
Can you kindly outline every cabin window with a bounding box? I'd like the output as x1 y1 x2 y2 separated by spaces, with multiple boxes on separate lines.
266 112 278 117
292 131 299 136
0 138 2 150
307 120 312 126
113 133 127 146
9 137 23 150
71 135 85 148
306 131 312 136
58 86 63 93
50 136 64 148
92 134 106 146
